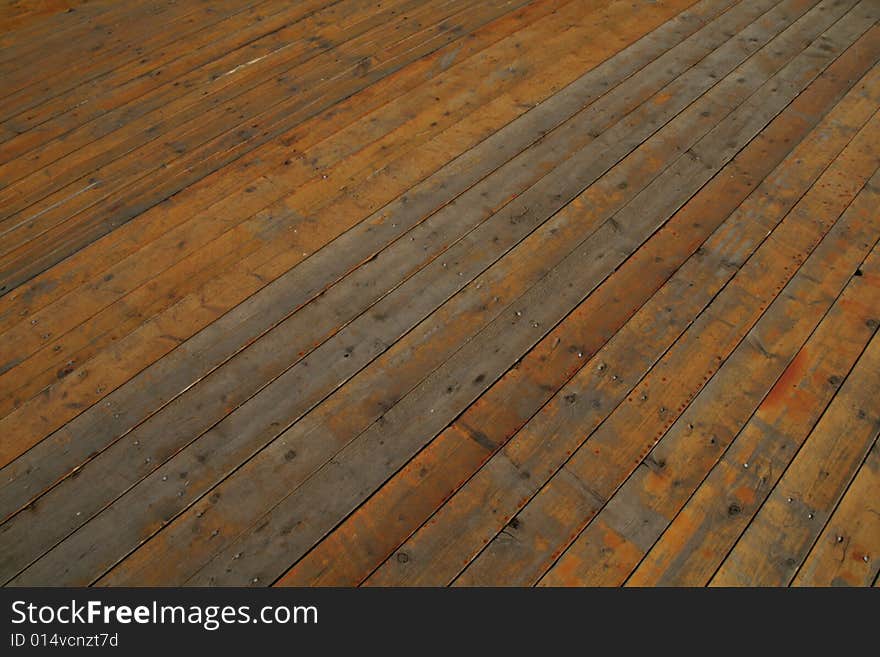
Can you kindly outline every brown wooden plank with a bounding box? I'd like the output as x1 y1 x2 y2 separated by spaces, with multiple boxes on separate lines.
4 0 776 583
711 319 880 585
90 0 871 589
0 0 615 420
277 43 879 588
0 0 528 292
540 209 880 586
0 0 731 518
378 116 880 587
792 439 880 586
361 8 880 586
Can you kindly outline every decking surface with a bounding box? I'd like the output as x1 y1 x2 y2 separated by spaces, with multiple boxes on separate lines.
0 0 878 587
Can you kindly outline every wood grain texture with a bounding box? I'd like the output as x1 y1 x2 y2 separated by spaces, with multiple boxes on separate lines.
1 0 877 587
793 439 880 587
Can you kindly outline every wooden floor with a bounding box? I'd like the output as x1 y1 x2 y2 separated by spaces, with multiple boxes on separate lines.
0 0 878 588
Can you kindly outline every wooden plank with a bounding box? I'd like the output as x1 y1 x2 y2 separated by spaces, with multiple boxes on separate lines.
793 440 880 586
0 1 252 101
0 0 739 513
0 2 353 108
0 0 432 231
88 0 874 589
0 0 443 223
629 253 880 586
4 0 785 584
0 0 619 418
0 0 527 292
539 203 880 586
0 0 582 420
0 0 701 328
360 9 880 586
711 323 880 585
0 1 337 162
277 44 879 588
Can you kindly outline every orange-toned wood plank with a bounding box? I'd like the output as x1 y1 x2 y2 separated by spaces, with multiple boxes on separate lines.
793 440 880 586
711 325 880 585
0 0 711 511
0 0 698 328
57 0 811 587
0 0 598 419
548 230 880 586
361 1 878 587
277 35 878 588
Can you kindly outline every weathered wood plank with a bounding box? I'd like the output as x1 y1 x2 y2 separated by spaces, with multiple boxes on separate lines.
539 190 880 587
277 41 877 588
106 0 873 589
792 439 880 587
361 7 880 586
711 311 880 585
0 0 564 332
0 0 629 420
0 0 737 516
0 0 531 292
